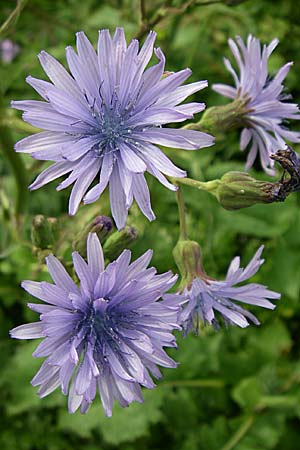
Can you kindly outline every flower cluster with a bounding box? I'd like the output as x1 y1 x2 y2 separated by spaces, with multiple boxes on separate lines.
12 28 213 229
10 233 181 417
213 35 300 175
10 29 284 418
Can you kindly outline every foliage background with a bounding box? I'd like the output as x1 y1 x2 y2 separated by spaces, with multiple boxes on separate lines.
1 0 300 448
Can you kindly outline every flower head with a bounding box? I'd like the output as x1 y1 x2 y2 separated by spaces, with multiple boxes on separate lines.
10 233 181 417
180 246 280 334
212 35 300 175
0 39 19 63
12 28 214 228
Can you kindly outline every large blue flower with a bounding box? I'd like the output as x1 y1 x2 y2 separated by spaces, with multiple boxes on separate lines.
12 28 214 228
213 35 300 175
10 233 182 416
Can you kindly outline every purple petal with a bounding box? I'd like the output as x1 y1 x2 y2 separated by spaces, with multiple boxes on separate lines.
138 127 214 150
38 51 83 102
83 152 114 204
10 322 44 339
46 254 79 293
87 233 104 277
136 142 186 177
132 173 155 221
119 142 147 173
109 166 128 229
68 160 101 215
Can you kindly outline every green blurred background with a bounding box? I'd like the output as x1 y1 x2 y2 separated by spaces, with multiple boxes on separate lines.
1 0 300 449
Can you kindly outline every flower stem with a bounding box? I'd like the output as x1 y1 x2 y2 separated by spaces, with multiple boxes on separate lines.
0 0 28 38
134 0 223 40
0 100 28 220
173 177 220 196
175 184 187 240
221 415 255 450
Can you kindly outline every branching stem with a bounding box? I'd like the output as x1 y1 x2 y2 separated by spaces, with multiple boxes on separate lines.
135 0 223 40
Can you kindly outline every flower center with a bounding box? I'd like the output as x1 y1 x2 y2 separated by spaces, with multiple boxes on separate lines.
87 92 136 157
97 112 132 154
89 298 114 339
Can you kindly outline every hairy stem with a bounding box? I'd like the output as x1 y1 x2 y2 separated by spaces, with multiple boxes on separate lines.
175 184 188 240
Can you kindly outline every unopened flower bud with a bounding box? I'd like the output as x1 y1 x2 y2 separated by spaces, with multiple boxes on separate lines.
195 97 250 136
31 215 59 250
103 225 138 260
73 215 113 257
173 240 205 289
215 171 273 210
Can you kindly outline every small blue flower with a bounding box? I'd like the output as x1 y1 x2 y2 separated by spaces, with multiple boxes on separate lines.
213 35 300 175
12 28 214 228
10 233 182 417
180 246 280 334
0 39 19 63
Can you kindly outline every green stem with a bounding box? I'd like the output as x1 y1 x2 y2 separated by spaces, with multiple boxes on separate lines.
0 0 28 38
176 184 187 240
221 415 255 450
0 105 28 219
173 177 220 195
134 0 224 40
256 395 299 410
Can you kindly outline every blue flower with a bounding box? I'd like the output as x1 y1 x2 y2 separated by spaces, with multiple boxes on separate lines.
10 233 182 417
180 246 280 334
0 39 19 63
12 28 214 228
213 35 300 175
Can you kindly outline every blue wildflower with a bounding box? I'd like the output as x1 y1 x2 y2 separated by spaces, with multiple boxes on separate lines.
180 246 280 334
213 35 300 175
12 28 214 228
10 233 182 416
0 39 19 63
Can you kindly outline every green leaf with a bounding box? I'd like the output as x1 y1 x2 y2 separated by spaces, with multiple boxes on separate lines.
232 377 263 410
1 341 64 415
58 388 165 444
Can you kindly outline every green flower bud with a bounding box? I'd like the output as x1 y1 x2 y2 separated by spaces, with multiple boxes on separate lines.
31 215 59 250
173 240 205 289
73 216 113 257
191 97 250 136
215 171 274 210
103 225 138 261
